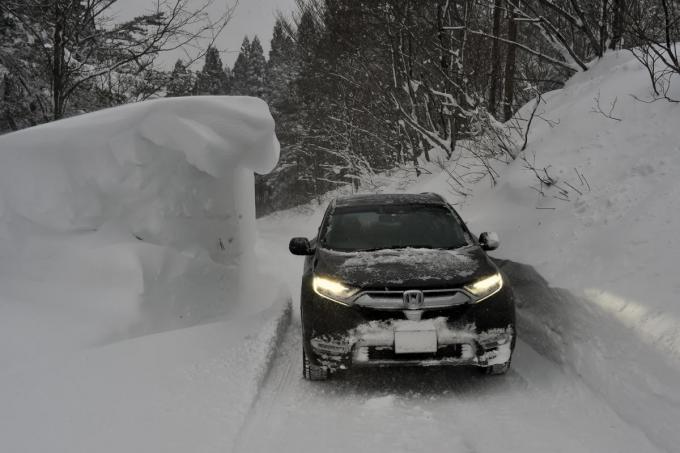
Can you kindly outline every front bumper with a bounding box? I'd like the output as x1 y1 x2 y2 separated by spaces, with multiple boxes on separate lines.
302 284 516 371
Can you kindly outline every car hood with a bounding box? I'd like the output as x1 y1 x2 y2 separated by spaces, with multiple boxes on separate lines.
314 245 496 290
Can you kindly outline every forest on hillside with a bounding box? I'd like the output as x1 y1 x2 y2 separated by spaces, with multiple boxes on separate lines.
1 0 679 214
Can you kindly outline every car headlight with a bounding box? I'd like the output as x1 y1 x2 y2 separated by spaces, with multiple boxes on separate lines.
464 273 503 302
313 276 359 306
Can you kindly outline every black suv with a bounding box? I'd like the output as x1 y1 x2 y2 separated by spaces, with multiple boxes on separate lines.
289 193 516 380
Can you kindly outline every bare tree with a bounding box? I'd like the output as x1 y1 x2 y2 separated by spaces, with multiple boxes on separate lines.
626 0 680 101
609 0 626 50
504 1 519 121
0 0 236 120
488 0 504 117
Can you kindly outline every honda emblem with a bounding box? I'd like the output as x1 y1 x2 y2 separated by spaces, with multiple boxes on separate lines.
403 290 424 309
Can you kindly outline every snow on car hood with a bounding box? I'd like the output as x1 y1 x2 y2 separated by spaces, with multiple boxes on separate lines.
315 245 495 289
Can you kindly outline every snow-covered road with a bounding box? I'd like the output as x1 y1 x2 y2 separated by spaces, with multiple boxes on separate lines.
246 213 662 453
235 323 659 453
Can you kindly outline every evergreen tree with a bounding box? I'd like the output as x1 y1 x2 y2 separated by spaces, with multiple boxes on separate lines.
296 10 321 98
257 20 302 214
231 35 267 98
194 47 230 95
266 19 298 113
231 37 251 95
224 65 234 92
166 59 195 97
247 36 267 98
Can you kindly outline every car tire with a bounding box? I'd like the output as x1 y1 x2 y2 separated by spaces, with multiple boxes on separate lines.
482 361 511 375
303 349 329 381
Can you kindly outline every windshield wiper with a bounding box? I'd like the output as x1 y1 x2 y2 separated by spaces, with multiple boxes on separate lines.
355 245 435 252
356 244 468 252
354 245 403 252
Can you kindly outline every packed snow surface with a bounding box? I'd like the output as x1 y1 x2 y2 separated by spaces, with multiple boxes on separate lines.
249 202 663 453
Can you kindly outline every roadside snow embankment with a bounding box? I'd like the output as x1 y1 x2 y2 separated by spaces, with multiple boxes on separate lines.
0 296 291 453
413 51 680 451
463 52 680 363
0 97 289 452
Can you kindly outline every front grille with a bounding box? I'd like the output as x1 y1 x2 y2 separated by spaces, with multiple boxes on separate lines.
421 305 470 320
367 344 462 361
354 305 471 323
354 288 471 310
355 306 405 321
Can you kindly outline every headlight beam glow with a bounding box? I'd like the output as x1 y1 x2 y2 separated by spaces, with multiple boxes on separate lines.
465 273 503 302
313 276 359 305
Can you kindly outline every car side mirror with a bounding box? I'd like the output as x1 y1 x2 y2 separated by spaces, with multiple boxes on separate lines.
479 232 500 251
289 237 314 256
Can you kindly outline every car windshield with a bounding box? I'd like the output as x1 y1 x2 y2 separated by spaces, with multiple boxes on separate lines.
321 204 469 252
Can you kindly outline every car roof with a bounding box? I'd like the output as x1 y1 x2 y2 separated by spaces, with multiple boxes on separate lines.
333 192 448 208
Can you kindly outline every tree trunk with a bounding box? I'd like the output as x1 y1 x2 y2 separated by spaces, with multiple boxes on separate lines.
52 2 65 120
609 0 625 50
488 0 503 117
503 1 518 122
599 0 608 55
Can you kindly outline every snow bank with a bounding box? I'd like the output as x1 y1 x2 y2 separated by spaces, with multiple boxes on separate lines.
456 51 680 362
0 96 293 452
0 294 291 453
407 51 680 451
0 96 279 263
0 96 281 364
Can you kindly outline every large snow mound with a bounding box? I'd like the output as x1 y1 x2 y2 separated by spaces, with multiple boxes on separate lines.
0 96 279 262
461 52 680 361
0 96 281 368
394 51 680 364
404 50 680 451
0 96 293 453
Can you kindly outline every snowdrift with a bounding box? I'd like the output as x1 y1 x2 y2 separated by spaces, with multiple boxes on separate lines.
0 96 279 263
0 96 292 452
0 95 285 383
408 51 680 451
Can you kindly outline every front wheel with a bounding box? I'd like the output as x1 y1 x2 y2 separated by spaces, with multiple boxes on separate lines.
481 361 511 375
303 349 329 381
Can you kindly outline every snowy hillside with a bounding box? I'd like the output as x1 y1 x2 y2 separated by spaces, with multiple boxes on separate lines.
388 51 680 451
451 51 680 450
460 51 680 361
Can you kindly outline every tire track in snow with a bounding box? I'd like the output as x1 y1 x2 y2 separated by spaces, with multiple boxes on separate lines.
234 320 475 453
229 301 292 453
233 320 301 453
235 321 662 453
247 220 662 453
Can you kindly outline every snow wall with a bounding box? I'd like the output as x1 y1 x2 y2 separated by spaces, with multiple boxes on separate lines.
0 96 279 264
0 97 280 357
404 51 680 452
0 96 289 453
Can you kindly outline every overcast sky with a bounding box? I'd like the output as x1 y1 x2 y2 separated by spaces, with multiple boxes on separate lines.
114 0 298 67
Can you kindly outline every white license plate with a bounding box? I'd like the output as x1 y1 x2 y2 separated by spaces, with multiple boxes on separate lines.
394 329 437 354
